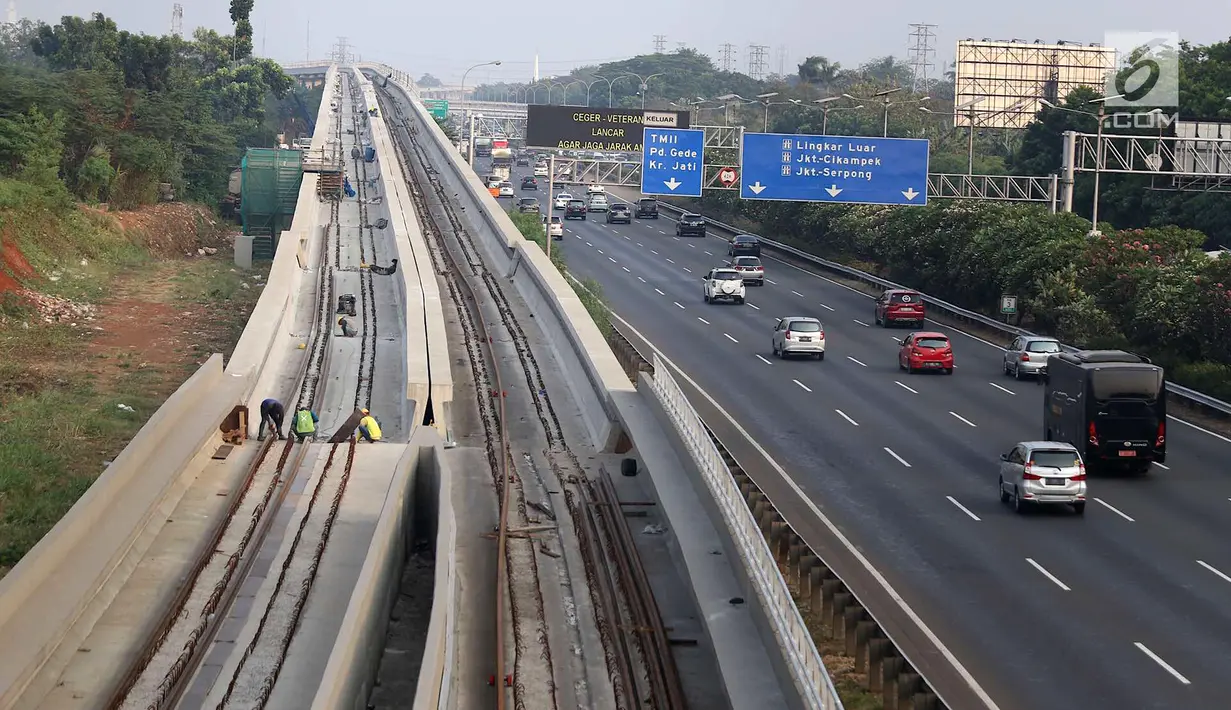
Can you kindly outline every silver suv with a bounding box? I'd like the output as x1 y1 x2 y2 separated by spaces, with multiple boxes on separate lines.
1004 336 1062 379
998 441 1087 515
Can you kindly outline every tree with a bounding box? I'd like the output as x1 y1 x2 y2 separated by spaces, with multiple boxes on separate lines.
228 0 255 60
418 73 442 87
797 56 841 88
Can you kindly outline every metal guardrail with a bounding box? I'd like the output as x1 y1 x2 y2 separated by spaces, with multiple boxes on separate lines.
649 353 842 710
653 202 1231 419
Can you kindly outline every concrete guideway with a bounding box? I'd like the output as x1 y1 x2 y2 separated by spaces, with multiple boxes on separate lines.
543 172 1231 709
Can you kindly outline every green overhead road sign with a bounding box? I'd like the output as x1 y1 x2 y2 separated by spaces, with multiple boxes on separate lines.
423 99 449 120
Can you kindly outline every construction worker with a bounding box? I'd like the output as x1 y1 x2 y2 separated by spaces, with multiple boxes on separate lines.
292 408 319 442
258 398 285 441
338 316 357 337
357 408 382 442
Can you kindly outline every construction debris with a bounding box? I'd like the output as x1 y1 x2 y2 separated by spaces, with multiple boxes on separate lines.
17 289 98 325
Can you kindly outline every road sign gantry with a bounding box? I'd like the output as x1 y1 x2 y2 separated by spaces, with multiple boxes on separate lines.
739 132 930 206
640 127 705 197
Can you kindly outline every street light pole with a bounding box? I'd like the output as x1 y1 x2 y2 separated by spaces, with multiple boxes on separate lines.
1042 95 1122 234
461 60 502 169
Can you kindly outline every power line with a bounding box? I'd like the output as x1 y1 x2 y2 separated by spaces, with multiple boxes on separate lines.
907 23 938 91
718 43 737 72
652 35 666 53
747 44 769 81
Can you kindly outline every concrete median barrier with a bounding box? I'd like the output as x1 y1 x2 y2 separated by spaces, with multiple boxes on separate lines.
0 355 250 709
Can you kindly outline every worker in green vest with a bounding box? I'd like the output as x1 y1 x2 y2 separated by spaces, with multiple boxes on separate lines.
292 408 319 442
357 408 382 442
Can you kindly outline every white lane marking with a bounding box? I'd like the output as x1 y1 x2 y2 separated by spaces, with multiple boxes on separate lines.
746 303 760 310
1134 643 1191 685
654 288 666 296
1198 560 1231 584
573 234 581 239
585 242 593 247
704 250 713 255
683 267 692 273
947 496 981 521
791 290 805 297
592 307 1005 710
819 303 835 311
835 409 859 426
597 249 604 254
674 301 685 310
949 411 977 427
608 257 617 263
1093 498 1135 522
853 319 871 327
637 276 647 283
1168 415 1231 444
688 243 696 249
1025 558 1070 591
766 278 778 285
637 242 643 247
894 381 918 394
724 333 738 343
755 354 773 365
989 382 1016 395
847 356 867 367
622 266 631 273
793 379 812 393
651 249 659 255
697 317 711 325
1154 462 1170 470
884 447 912 467
666 258 676 264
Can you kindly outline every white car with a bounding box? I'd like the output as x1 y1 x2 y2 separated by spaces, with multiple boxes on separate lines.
703 268 746 304
534 165 549 177
771 316 825 360
543 215 563 240
586 184 605 195
554 193 574 209
587 194 609 212
498 183 515 197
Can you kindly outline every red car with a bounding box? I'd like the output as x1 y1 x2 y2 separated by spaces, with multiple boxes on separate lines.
875 289 925 327
899 332 954 374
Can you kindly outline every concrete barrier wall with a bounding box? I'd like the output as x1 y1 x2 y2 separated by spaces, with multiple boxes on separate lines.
352 68 453 435
379 74 634 450
0 355 249 708
309 429 453 710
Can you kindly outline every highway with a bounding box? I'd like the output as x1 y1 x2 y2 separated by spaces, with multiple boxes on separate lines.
488 158 1231 710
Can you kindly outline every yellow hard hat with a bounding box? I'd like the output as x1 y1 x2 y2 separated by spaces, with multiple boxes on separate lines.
361 408 369 415
338 317 345 324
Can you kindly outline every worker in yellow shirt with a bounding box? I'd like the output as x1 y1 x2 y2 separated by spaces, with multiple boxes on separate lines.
357 408 382 442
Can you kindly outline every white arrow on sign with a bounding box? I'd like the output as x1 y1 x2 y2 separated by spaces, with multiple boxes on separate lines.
664 178 682 191
902 187 920 200
825 184 843 197
747 182 767 195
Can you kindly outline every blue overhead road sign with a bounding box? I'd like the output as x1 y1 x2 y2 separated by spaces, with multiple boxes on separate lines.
641 127 705 198
740 132 929 206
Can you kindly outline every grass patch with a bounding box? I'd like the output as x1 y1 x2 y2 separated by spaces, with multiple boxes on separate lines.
0 252 269 579
507 211 612 336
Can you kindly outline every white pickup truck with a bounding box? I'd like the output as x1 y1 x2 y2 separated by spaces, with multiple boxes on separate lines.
703 268 746 304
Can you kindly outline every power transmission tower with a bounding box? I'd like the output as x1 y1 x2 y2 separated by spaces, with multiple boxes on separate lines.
907 23 937 91
331 37 353 64
170 3 183 37
747 44 769 81
775 45 788 78
652 35 666 53
718 43 737 72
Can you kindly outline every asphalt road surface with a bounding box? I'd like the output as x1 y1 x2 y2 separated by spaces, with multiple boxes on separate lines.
489 158 1231 710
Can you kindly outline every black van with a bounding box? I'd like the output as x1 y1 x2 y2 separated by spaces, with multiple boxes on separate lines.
635 198 659 218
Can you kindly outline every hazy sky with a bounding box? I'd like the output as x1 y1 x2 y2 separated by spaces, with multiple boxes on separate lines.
17 1 1231 85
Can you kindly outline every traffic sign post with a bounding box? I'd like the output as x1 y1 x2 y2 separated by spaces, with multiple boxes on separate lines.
739 132 929 206
423 99 449 120
641 127 705 197
717 167 738 188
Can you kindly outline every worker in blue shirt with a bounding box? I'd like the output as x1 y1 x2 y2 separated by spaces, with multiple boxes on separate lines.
258 398 285 441
292 408 319 442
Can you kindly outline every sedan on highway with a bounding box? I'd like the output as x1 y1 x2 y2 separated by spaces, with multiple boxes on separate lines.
998 441 1087 515
543 215 563 240
554 193 574 209
498 182 515 198
1003 335 1062 379
726 256 764 286
607 203 631 223
728 235 760 257
521 176 538 190
772 316 825 360
517 197 540 213
534 164 549 177
676 213 706 237
587 194 609 212
898 332 953 374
